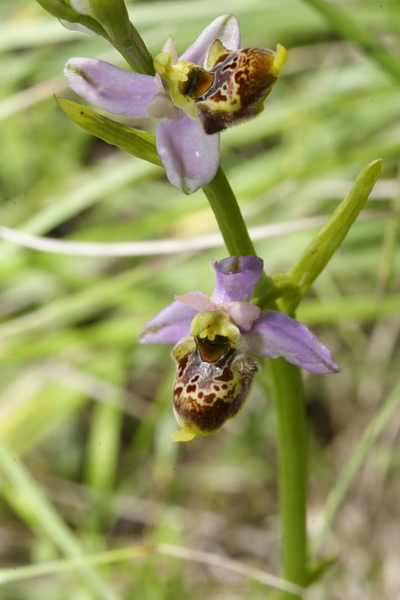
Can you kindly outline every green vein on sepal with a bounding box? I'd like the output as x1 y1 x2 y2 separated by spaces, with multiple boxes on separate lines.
280 159 382 314
55 97 162 167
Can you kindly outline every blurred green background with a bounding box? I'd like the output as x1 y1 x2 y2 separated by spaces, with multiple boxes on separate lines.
0 0 399 598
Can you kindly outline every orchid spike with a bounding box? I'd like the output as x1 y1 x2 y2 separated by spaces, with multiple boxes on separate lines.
139 256 340 441
64 15 286 194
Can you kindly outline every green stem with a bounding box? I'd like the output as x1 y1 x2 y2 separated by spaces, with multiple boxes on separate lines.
268 359 308 599
302 0 400 86
202 168 307 599
202 166 257 257
107 22 155 75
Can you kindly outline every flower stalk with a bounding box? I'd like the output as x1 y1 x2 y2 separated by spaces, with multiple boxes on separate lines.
202 167 257 257
268 359 308 599
202 167 281 308
201 166 308 599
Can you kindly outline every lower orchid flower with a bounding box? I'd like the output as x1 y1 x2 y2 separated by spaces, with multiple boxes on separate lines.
64 14 286 194
139 255 340 442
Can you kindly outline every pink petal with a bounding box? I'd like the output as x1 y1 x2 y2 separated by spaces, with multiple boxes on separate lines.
175 292 215 312
138 300 197 344
244 311 340 374
64 58 159 117
156 114 220 194
180 14 240 66
224 302 261 331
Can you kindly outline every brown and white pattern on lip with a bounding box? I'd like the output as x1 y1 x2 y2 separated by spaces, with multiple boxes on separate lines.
195 46 283 134
171 335 259 442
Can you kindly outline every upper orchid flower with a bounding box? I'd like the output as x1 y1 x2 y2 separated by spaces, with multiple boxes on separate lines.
139 256 339 442
64 15 286 194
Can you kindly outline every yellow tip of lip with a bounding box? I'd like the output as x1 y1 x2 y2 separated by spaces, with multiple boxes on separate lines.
172 429 197 442
274 44 288 73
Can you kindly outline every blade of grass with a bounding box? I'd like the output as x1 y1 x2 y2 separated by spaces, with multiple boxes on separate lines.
0 545 152 586
84 356 124 494
0 436 122 600
297 294 400 324
310 377 400 555
0 158 159 267
301 0 400 85
0 542 306 596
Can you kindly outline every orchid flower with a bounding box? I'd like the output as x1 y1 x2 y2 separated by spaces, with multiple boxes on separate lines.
64 14 286 194
139 256 339 441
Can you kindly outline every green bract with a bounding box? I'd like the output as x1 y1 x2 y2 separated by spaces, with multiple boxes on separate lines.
279 159 383 314
55 97 162 167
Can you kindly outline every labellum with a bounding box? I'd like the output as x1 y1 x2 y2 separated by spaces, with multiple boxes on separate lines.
187 41 286 134
171 334 259 441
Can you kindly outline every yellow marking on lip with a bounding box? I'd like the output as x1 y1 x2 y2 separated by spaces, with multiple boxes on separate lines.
273 44 287 74
172 429 197 442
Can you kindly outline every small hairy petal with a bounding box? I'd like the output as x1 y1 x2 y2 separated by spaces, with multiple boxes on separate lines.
212 255 263 303
223 302 261 331
162 36 179 64
64 58 159 117
245 310 340 374
180 14 240 66
138 301 197 345
175 292 215 312
156 114 220 194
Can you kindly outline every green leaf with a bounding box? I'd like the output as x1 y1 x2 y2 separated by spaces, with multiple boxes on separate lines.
55 97 162 167
281 159 382 312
